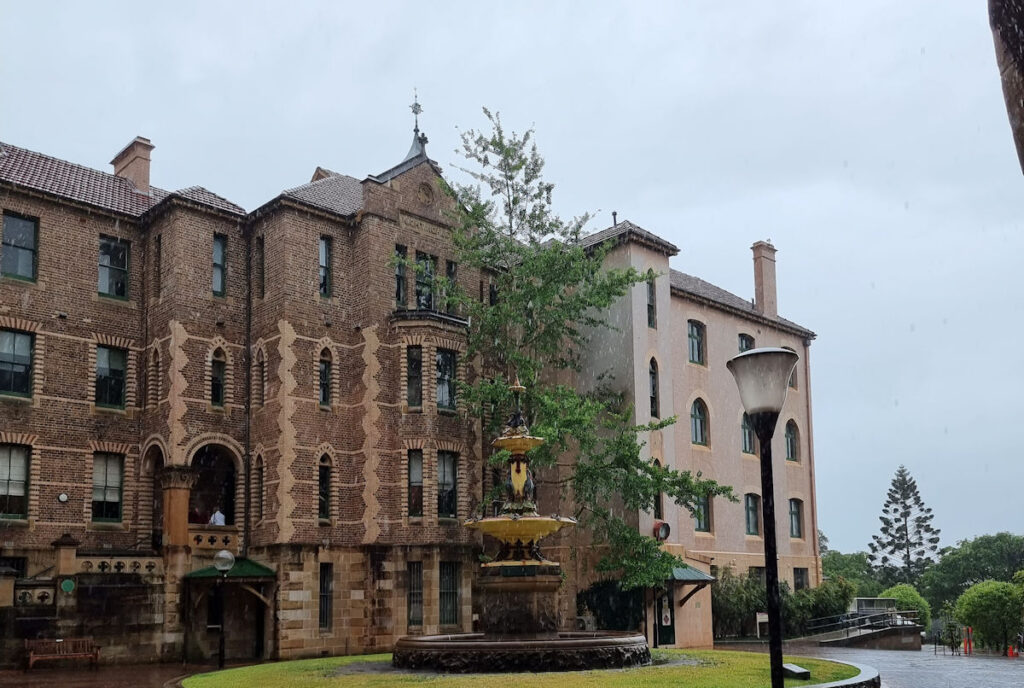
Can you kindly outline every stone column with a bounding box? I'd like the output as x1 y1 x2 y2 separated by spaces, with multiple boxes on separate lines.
160 465 197 547
51 533 80 576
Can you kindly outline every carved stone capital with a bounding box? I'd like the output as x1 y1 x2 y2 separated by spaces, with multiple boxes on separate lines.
159 465 198 490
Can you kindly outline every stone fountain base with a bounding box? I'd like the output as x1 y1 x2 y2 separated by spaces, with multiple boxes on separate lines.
391 631 651 673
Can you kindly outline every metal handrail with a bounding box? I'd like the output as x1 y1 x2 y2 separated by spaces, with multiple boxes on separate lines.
804 609 920 637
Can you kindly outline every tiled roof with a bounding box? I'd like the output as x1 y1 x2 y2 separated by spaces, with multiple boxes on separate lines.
169 186 245 216
0 141 166 216
670 269 814 337
581 220 679 256
282 171 363 217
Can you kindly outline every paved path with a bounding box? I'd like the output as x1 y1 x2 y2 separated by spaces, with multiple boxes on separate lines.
0 663 207 688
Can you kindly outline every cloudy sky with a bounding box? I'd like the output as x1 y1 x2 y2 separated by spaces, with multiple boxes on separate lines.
3 2 1020 555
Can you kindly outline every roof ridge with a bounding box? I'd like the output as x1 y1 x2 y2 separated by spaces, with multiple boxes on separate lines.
0 140 159 193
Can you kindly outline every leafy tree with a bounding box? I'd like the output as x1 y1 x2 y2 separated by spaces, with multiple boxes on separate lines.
711 568 768 637
920 532 1024 611
782 577 855 637
821 550 884 598
955 580 1023 655
868 465 941 586
818 529 830 554
446 109 732 589
879 583 932 628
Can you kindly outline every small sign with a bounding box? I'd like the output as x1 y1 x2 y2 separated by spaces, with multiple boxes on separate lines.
756 612 768 624
60 579 75 594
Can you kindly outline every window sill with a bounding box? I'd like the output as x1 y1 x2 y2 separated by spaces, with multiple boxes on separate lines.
318 518 332 527
695 531 714 538
437 407 458 416
97 294 134 307
745 534 763 540
0 393 32 404
405 405 423 414
1 273 38 285
408 516 423 524
691 443 711 452
0 517 30 527
89 521 127 531
319 404 331 412
94 404 128 415
439 517 459 524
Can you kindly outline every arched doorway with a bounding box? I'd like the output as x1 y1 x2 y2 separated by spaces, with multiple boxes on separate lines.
189 444 237 525
142 444 165 550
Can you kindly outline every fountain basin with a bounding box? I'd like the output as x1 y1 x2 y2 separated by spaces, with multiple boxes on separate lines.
464 515 576 543
392 631 651 673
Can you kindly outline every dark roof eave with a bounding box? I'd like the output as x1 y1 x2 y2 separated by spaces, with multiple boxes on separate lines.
366 154 443 185
670 284 816 340
246 194 359 227
582 228 679 257
0 179 141 223
143 194 246 225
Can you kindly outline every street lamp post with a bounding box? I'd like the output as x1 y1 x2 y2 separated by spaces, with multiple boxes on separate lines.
727 347 799 688
213 549 236 669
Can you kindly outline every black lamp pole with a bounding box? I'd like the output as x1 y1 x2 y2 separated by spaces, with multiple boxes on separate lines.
218 572 227 669
751 410 784 688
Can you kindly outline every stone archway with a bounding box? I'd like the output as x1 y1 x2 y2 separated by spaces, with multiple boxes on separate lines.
142 443 165 550
189 444 239 526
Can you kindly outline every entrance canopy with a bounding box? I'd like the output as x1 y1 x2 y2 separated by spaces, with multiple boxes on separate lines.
184 558 275 583
669 566 714 583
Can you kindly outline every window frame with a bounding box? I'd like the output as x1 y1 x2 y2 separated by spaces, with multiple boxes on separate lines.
744 493 761 536
318 562 333 631
0 329 33 398
406 345 423 408
789 498 804 539
439 560 460 626
318 350 332 408
319 235 332 298
436 348 457 411
415 251 436 310
445 260 458 314
408 449 424 517
690 398 708 446
649 358 659 419
210 349 227 407
407 561 423 627
794 567 809 591
437 450 458 519
95 345 127 409
98 234 130 300
738 333 755 352
1 211 38 282
694 493 711 533
212 233 228 297
91 452 123 522
0 444 29 519
646 273 657 328
318 455 331 521
741 413 756 455
395 245 407 309
785 420 799 461
687 320 706 365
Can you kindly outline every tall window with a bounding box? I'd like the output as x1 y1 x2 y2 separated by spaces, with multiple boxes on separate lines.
98 235 129 298
738 333 755 352
255 456 264 521
694 494 711 533
649 358 659 418
785 421 799 461
415 251 436 310
319 349 332 407
445 260 457 314
0 330 33 397
793 567 809 591
408 449 423 517
395 245 407 308
319 236 332 297
210 349 226 407
439 561 459 625
212 234 227 296
95 345 127 408
319 562 333 630
407 561 423 627
437 450 457 518
92 452 123 522
652 459 663 520
318 455 331 520
741 413 756 454
789 498 804 538
745 493 761 536
1 212 38 281
690 399 708 446
406 345 422 407
436 348 457 411
255 350 266 408
0 444 29 518
646 273 657 328
153 234 162 295
255 236 265 299
687 320 705 365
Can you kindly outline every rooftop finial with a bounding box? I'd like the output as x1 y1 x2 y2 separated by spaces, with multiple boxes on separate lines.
410 89 423 135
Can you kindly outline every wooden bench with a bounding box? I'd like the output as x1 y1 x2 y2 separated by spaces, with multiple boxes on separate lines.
24 638 100 670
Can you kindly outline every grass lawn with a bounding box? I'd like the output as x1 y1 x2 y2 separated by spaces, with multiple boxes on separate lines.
182 649 859 688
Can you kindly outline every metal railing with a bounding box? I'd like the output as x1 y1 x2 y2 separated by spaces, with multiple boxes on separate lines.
804 609 920 639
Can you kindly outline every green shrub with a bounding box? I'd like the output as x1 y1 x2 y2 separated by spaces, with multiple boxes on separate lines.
955 580 1023 654
879 583 931 628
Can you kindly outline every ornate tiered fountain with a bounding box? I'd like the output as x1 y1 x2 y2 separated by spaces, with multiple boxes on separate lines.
392 379 650 673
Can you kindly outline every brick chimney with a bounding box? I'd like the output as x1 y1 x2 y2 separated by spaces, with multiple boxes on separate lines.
110 136 155 193
751 240 777 319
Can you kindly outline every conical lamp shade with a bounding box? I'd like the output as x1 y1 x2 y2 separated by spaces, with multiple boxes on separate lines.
726 347 799 415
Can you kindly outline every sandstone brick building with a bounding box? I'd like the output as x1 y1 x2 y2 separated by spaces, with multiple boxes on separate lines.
0 124 819 664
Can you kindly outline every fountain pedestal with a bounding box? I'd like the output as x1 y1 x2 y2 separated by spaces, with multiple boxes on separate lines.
476 565 562 635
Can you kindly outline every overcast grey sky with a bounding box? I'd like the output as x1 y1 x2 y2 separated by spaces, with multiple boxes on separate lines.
3 1 1021 555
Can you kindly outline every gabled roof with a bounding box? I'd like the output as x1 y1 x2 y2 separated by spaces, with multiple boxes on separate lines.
367 129 444 185
670 269 814 338
581 219 679 257
281 171 364 217
0 141 167 217
0 141 245 219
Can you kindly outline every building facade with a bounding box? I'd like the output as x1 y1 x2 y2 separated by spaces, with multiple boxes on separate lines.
0 127 819 664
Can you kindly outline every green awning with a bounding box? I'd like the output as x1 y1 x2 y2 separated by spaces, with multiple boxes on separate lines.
670 566 715 583
184 558 275 580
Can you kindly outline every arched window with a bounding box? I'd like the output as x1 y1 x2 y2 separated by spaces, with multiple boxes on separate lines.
318 454 331 521
649 358 659 419
738 333 755 352
254 349 266 408
652 459 663 520
211 348 227 407
789 498 804 538
189 445 236 525
741 413 756 454
690 399 708 446
318 349 332 408
785 420 799 461
687 320 706 365
255 456 264 522
646 272 657 328
745 493 761 536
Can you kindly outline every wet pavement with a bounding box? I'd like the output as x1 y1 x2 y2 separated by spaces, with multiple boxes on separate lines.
0 662 208 688
730 642 1024 688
